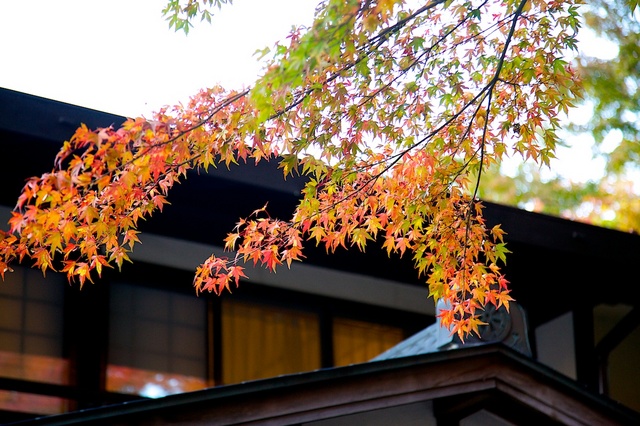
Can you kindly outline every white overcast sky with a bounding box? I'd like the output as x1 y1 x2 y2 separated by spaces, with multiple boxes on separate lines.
0 1 619 183
0 0 317 118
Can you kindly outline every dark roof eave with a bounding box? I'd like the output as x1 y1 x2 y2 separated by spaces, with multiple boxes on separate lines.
0 87 126 143
482 200 640 261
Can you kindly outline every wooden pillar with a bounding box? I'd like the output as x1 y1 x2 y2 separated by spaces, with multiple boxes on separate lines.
572 304 598 392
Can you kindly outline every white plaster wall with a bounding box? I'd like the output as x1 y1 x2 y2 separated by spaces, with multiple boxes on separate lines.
535 311 577 379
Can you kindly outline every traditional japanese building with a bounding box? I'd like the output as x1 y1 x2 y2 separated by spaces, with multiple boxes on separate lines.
1 87 639 424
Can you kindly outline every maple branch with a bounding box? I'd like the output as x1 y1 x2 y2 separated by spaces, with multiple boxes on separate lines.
267 0 454 125
3 0 578 336
313 3 506 186
445 0 529 314
133 89 250 162
366 0 448 48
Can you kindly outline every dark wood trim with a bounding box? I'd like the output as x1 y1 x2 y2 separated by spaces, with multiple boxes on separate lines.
63 281 110 410
209 298 223 386
573 306 598 393
320 311 334 368
0 377 141 405
596 307 640 395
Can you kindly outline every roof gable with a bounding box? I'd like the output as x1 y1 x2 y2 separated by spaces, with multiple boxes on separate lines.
16 346 639 425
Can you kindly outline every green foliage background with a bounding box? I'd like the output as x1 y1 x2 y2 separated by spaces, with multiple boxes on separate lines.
478 0 640 232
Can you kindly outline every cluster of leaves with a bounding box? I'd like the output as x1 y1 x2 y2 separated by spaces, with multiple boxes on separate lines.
0 0 582 339
0 87 252 285
479 0 640 233
163 0 233 34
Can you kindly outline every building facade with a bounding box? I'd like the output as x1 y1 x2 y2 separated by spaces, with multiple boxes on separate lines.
0 88 639 424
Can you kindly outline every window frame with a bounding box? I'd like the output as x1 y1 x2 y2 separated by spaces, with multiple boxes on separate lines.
0 260 432 421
